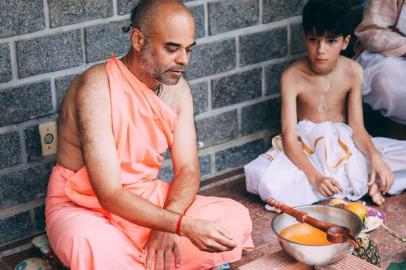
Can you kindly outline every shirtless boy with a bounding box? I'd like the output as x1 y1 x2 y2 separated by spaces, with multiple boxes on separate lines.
245 0 406 207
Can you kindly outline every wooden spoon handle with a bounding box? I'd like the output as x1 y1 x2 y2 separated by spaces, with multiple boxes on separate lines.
266 198 335 232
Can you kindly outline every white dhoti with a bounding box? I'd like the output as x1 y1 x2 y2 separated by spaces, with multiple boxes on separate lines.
357 51 406 124
244 121 406 207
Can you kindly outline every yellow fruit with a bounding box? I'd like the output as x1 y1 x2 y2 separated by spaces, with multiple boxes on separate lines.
345 202 368 220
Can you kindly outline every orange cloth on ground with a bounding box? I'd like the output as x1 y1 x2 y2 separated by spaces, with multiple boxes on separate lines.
45 56 254 270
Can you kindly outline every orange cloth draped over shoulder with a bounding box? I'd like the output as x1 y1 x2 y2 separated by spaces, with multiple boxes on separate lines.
45 56 254 270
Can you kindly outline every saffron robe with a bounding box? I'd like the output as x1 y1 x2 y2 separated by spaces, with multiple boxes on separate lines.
46 56 253 270
244 120 406 208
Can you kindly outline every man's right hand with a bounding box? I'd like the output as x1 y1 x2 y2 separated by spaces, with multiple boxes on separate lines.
181 217 236 252
312 175 343 197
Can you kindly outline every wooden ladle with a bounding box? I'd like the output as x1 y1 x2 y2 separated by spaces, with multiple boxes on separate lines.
266 199 358 248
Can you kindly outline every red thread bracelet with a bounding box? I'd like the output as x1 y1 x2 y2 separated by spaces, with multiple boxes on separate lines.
176 213 184 236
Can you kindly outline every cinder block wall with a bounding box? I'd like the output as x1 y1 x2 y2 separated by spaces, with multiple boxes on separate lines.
0 0 307 245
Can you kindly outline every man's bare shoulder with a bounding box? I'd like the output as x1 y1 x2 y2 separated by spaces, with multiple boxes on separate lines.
78 64 108 91
73 64 110 104
164 77 191 97
161 77 192 114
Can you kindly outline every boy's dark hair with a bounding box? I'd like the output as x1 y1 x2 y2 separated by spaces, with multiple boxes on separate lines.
302 0 353 37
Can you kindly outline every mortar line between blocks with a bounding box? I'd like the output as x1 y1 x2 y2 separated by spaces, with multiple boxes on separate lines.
42 0 50 29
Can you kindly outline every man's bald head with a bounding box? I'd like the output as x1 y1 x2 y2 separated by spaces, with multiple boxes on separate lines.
129 0 192 36
123 0 195 87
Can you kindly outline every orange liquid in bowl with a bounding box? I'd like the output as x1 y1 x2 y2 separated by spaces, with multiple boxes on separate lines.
279 223 334 245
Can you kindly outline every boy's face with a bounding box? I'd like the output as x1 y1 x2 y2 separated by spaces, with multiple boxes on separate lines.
304 33 350 73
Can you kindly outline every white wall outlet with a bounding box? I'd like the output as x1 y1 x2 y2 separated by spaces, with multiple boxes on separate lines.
39 121 58 156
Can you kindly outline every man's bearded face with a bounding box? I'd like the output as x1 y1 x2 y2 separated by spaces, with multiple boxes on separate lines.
140 41 185 85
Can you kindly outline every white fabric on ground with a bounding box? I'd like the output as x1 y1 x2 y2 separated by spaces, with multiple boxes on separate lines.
244 120 406 207
357 51 406 124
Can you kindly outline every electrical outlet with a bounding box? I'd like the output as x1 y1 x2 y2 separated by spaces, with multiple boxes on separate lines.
39 121 58 156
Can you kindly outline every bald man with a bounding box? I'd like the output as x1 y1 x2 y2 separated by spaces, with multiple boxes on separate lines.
45 1 253 270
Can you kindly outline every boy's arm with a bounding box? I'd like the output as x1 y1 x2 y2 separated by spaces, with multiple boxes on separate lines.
347 62 394 192
280 71 342 197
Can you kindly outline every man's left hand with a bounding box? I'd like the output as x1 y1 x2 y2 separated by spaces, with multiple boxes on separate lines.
144 231 181 270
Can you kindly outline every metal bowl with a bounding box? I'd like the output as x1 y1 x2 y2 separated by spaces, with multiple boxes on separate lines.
271 204 363 266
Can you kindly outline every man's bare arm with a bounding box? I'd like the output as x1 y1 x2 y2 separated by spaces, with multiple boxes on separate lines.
165 78 200 214
144 79 202 270
75 65 179 233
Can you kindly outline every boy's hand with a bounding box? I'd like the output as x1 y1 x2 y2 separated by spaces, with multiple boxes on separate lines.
312 176 343 197
368 153 394 194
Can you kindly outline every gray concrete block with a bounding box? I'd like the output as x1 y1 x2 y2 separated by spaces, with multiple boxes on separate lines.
263 0 304 23
241 98 281 135
0 81 53 127
85 20 131 63
185 39 236 80
240 27 287 66
199 155 211 177
195 110 238 148
24 125 43 163
0 212 33 244
212 68 261 109
190 81 208 115
158 165 173 183
17 31 82 78
0 132 21 169
0 161 54 209
49 0 113 27
0 43 12 83
265 62 289 95
158 155 211 181
117 0 141 15
162 150 171 161
291 23 306 54
215 139 265 171
34 206 45 231
0 0 45 38
208 0 259 35
189 5 205 38
55 74 78 111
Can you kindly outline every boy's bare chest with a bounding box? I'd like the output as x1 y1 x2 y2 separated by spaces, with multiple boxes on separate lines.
297 86 348 110
300 86 347 99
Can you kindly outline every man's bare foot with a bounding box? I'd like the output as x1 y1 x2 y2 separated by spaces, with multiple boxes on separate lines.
369 183 385 205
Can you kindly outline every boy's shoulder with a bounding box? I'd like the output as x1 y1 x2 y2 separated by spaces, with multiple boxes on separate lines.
338 55 360 68
338 56 363 78
281 58 307 79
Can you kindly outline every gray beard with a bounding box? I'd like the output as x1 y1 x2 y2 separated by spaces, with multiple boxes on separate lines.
140 49 182 85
